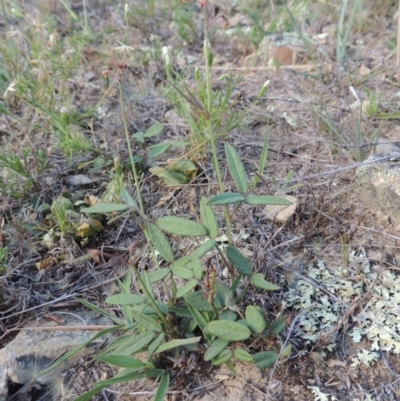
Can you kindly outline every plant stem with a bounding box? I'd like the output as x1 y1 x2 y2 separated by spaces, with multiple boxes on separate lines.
118 82 172 302
202 6 232 243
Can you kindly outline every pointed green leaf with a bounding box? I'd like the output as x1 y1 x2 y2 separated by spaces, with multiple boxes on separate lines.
251 273 280 290
234 348 253 363
176 279 198 298
140 271 155 300
172 266 193 279
212 349 232 366
147 268 170 283
148 143 170 158
94 355 146 369
81 204 127 213
185 301 211 342
130 310 162 332
207 193 245 206
106 293 145 306
200 197 219 238
194 239 216 257
225 143 248 194
93 369 165 387
122 332 156 355
226 246 253 276
190 254 203 280
204 321 251 341
147 333 166 361
271 316 286 334
244 195 292 205
154 372 170 401
253 351 278 368
147 223 174 263
156 216 208 236
74 386 104 401
204 338 230 361
155 337 201 354
121 188 138 208
245 305 267 334
144 122 164 137
280 344 292 359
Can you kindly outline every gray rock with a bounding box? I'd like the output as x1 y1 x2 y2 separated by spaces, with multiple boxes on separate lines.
0 310 113 401
355 154 400 223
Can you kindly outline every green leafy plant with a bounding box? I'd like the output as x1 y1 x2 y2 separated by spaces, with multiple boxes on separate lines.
38 2 294 399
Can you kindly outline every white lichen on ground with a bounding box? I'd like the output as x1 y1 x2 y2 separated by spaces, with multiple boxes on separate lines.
285 252 400 368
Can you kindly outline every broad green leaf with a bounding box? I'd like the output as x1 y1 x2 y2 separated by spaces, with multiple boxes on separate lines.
171 256 191 270
156 216 208 237
172 266 193 279
147 223 174 263
234 348 253 363
204 338 230 361
219 310 237 321
147 333 166 361
190 254 203 280
172 140 189 147
154 372 170 401
204 321 251 341
207 193 245 206
106 293 145 306
144 122 164 137
200 197 219 238
194 239 216 257
169 307 192 318
147 268 170 283
212 349 232 366
226 246 253 276
150 166 190 186
155 337 201 353
185 291 213 312
270 316 286 334
244 195 292 206
123 332 156 355
81 204 127 213
225 143 248 194
176 279 198 298
170 159 197 177
130 310 162 332
245 305 267 334
132 132 145 143
251 273 280 291
94 355 146 369
253 351 278 368
148 143 170 158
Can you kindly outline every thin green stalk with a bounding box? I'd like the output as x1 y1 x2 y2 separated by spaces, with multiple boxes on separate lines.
118 82 172 302
202 6 231 243
118 82 144 214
